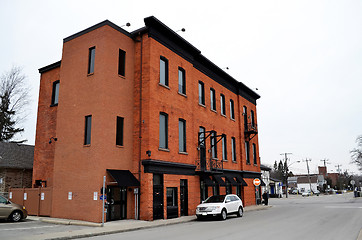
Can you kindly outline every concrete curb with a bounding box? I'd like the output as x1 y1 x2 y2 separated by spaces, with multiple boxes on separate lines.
25 205 271 240
357 228 362 240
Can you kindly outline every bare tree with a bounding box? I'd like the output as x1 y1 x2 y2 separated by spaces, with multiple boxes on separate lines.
351 135 362 171
0 66 30 142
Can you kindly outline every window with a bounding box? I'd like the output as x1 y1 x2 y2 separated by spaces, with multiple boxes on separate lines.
166 187 177 207
213 184 219 195
178 67 186 94
160 56 169 86
84 115 92 145
245 141 250 164
179 119 186 152
88 47 95 74
231 137 236 162
200 180 208 201
236 185 242 198
211 131 217 159
210 88 216 111
253 143 257 165
199 126 205 146
116 117 124 146
251 110 255 127
226 180 232 194
220 94 225 115
51 80 60 105
159 112 168 149
118 49 126 76
243 106 248 129
0 195 7 204
230 99 235 119
222 135 227 160
198 81 205 105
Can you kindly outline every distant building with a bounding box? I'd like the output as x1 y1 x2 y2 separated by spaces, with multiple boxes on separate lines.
0 142 34 196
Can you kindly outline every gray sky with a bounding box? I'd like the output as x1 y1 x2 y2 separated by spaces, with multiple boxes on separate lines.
1 0 362 175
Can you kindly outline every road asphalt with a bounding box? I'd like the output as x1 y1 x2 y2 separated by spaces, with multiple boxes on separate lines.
24 205 270 240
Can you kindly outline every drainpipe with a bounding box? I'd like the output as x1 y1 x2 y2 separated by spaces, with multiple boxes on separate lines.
137 33 144 220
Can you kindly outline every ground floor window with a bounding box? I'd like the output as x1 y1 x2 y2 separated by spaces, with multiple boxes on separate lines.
200 180 208 202
213 183 220 195
166 187 178 219
226 180 232 194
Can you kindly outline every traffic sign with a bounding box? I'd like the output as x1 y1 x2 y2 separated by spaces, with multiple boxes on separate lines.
253 178 261 186
100 195 106 200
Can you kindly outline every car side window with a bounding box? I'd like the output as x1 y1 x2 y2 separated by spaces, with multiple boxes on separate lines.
0 196 7 204
226 196 232 202
231 196 237 201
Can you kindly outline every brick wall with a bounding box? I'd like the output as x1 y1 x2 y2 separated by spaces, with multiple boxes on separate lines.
1 168 33 193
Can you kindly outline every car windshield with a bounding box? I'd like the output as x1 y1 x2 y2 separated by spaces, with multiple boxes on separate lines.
204 195 226 203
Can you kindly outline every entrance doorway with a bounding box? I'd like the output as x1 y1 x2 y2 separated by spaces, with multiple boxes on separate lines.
106 186 127 221
180 179 188 216
153 174 164 220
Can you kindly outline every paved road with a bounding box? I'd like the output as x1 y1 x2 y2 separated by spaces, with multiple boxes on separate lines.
0 218 91 239
88 193 362 240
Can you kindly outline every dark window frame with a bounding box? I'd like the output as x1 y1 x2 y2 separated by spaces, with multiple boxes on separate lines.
179 118 186 152
220 94 226 115
166 187 178 207
160 56 169 86
231 137 236 162
88 47 95 74
245 141 250 164
253 143 257 165
199 126 205 146
84 115 92 145
251 110 255 127
118 49 126 77
222 134 227 160
211 131 217 159
210 88 216 111
198 81 205 105
159 112 168 149
51 80 60 106
178 67 186 95
230 99 235 119
116 116 124 146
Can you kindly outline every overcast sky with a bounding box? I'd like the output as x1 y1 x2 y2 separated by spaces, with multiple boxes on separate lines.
1 0 362 175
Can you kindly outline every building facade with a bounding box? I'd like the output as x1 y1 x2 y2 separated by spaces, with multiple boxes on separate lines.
33 16 261 222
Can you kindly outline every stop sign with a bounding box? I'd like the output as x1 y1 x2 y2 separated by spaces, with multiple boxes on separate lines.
253 178 261 186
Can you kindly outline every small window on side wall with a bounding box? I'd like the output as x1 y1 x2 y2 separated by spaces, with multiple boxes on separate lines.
160 56 169 86
84 115 92 145
51 80 60 106
198 81 205 105
118 49 126 77
88 47 95 74
116 117 124 146
178 67 186 95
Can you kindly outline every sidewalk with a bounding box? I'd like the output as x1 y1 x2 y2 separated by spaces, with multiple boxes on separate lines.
26 205 271 240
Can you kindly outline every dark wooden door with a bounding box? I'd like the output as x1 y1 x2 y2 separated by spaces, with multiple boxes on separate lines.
180 180 188 216
153 185 164 220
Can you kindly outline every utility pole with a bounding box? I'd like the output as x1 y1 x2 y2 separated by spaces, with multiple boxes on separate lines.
280 153 292 198
303 159 313 193
335 164 342 174
320 158 329 167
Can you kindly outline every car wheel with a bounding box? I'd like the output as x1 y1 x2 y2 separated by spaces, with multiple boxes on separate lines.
10 211 22 222
237 206 243 217
220 209 227 220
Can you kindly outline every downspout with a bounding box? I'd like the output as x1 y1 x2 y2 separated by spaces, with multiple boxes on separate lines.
137 33 143 220
236 86 244 198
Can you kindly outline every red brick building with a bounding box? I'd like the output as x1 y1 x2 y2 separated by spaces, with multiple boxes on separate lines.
33 16 262 222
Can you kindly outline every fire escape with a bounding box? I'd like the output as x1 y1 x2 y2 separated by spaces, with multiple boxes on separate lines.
244 122 258 140
195 131 224 173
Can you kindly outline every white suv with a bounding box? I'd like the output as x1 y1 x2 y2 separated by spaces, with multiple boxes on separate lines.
196 194 243 220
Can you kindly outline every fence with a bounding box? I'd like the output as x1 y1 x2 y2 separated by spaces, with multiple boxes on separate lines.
9 188 52 216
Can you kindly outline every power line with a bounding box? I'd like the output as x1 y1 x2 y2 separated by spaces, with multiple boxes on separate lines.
320 158 330 167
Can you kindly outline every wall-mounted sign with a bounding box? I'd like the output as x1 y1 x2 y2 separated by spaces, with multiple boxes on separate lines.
253 178 261 186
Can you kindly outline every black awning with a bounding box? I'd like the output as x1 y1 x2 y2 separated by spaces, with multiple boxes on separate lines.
107 169 140 187
213 175 226 186
200 176 215 186
225 175 239 186
235 175 248 186
261 179 266 186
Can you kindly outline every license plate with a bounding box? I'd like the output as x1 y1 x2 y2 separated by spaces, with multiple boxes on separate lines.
202 213 207 216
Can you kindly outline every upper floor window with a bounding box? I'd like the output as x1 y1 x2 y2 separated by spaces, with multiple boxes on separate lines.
160 56 169 86
199 126 205 146
178 67 186 95
231 137 236 162
116 116 124 146
230 99 235 120
243 106 247 129
118 49 126 77
245 141 250 164
159 112 168 149
222 134 227 160
51 80 60 106
210 88 216 111
251 110 255 127
211 131 217 159
88 47 95 74
253 143 257 165
179 119 186 152
198 81 205 105
220 94 225 115
84 115 92 145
